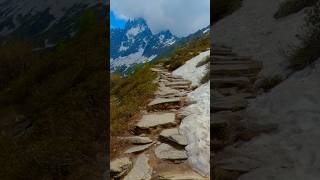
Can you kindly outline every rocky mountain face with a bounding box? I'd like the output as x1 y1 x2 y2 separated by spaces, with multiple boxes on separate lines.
0 0 104 47
110 18 179 74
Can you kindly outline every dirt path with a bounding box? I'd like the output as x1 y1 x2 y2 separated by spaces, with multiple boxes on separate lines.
111 65 207 180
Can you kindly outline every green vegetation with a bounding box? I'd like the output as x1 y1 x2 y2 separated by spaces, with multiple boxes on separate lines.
196 55 210 67
0 10 107 179
212 0 242 23
110 64 157 135
287 1 320 70
161 35 210 71
274 0 318 19
258 75 283 92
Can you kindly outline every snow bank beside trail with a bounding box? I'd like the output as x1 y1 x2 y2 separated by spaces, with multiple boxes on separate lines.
173 50 210 87
231 59 320 179
172 50 210 176
212 0 305 76
180 82 210 176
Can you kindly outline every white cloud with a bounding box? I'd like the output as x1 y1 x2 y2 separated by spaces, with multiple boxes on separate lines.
111 0 210 37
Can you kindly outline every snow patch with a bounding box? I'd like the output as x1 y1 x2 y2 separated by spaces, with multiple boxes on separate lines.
173 50 210 87
126 24 146 38
180 82 210 176
110 48 156 69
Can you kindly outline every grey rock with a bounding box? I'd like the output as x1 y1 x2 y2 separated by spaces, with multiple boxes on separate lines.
124 153 153 180
160 128 188 146
110 157 132 178
125 143 154 154
136 113 176 129
121 136 153 144
155 143 188 160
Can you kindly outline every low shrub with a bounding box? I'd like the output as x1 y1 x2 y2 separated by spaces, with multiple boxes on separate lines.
274 0 318 19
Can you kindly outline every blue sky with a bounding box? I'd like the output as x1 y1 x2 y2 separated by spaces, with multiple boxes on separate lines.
110 11 126 29
111 0 210 37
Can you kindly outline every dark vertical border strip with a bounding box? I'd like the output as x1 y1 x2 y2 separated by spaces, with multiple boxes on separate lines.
105 0 111 179
210 0 214 179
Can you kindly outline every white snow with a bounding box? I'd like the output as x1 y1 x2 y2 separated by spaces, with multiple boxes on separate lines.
111 48 156 69
172 50 210 176
119 42 129 52
212 0 320 179
232 59 320 180
180 82 210 177
126 24 146 38
203 28 209 34
212 0 305 76
173 50 210 87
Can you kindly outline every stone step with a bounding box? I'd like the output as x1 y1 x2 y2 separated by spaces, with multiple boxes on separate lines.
147 97 182 111
212 95 248 112
119 136 153 145
156 172 208 180
165 81 192 87
212 55 251 61
135 113 177 130
212 60 256 65
124 153 153 180
125 142 155 154
159 128 188 146
211 63 262 77
170 85 191 90
111 157 132 179
212 77 252 89
155 143 188 161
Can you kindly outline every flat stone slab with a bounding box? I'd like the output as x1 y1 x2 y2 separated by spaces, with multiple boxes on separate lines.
148 98 181 107
215 156 261 172
124 153 153 180
110 157 132 178
212 63 262 76
125 143 154 154
157 172 207 180
212 96 248 112
155 143 188 160
120 136 153 144
136 113 176 129
212 77 251 88
160 128 188 146
150 68 163 72
165 81 191 87
156 86 180 96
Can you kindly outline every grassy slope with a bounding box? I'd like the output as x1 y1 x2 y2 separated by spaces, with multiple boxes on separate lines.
0 10 107 180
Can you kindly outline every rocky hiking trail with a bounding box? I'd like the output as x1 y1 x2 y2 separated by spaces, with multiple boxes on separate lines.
211 47 278 178
111 65 207 180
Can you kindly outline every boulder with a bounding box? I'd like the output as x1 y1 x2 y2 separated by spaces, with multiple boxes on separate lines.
110 157 132 178
155 143 188 160
124 153 153 180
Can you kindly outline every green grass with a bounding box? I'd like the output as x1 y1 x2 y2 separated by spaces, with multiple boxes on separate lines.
258 75 283 92
161 35 210 71
0 10 107 179
287 1 320 70
110 64 157 135
274 0 319 19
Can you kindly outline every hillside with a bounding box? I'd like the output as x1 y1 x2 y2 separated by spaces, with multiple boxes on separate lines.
212 0 320 179
0 10 107 179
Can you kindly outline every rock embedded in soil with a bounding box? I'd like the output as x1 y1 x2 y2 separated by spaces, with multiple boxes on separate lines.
136 113 176 129
110 157 132 178
124 153 153 180
160 128 188 146
157 171 208 180
148 97 181 107
120 136 153 145
124 143 155 154
155 143 188 160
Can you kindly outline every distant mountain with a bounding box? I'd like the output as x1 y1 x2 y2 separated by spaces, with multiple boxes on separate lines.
110 18 179 74
0 0 105 47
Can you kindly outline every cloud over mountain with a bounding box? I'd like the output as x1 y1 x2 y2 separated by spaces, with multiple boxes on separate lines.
111 0 210 37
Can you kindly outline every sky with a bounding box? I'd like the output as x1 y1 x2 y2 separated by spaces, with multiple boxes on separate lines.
110 0 210 37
